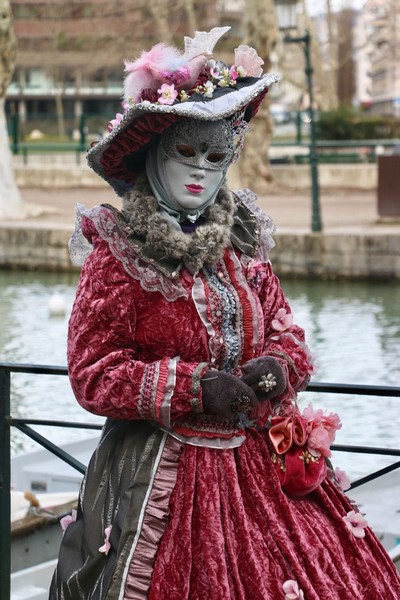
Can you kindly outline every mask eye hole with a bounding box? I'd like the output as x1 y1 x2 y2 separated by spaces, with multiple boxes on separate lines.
207 151 225 163
176 143 196 158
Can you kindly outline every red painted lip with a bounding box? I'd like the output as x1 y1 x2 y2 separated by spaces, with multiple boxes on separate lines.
185 184 204 194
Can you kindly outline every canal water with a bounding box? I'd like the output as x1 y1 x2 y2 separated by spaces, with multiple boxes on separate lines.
1 270 399 481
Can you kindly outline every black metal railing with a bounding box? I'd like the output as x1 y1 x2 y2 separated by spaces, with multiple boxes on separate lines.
1 362 400 599
0 363 102 600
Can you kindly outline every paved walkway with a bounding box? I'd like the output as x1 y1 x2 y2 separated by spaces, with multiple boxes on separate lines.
14 186 400 234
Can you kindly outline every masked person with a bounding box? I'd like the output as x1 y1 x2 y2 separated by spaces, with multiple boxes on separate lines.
50 27 400 600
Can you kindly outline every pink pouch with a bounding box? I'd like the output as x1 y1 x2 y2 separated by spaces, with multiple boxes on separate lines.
269 414 327 497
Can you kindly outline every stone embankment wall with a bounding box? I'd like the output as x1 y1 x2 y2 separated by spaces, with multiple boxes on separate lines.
270 233 399 281
1 225 399 281
1 161 399 280
0 224 71 271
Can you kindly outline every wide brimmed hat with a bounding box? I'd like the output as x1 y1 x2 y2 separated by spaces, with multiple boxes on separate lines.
87 27 279 197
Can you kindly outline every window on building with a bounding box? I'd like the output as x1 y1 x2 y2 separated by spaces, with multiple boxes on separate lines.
25 69 50 88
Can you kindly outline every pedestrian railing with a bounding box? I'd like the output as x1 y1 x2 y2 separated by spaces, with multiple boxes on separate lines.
270 139 400 164
18 142 86 165
10 139 400 165
1 362 400 598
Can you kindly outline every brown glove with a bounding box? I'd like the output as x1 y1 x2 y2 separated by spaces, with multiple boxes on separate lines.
241 357 286 401
201 370 258 421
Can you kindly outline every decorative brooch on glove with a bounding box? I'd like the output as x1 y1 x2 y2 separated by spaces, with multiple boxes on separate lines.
258 373 277 393
231 393 252 414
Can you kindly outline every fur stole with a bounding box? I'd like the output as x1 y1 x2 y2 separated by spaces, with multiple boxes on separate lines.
121 176 235 272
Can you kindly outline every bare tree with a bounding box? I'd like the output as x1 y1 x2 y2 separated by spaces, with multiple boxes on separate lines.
181 0 197 35
0 0 25 218
297 0 338 111
233 0 278 194
336 9 356 106
300 0 357 110
323 0 339 108
148 0 173 43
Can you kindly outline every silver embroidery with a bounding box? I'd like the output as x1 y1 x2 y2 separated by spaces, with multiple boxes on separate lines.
205 266 240 372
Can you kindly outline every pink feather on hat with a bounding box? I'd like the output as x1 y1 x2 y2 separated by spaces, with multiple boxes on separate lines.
123 27 232 104
124 43 189 103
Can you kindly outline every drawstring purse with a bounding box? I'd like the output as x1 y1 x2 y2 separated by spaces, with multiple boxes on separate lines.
268 412 328 497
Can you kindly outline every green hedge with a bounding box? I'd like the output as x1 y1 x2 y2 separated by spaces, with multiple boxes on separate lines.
316 107 400 140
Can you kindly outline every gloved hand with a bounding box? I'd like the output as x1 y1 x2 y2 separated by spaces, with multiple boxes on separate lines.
241 356 286 401
201 370 258 421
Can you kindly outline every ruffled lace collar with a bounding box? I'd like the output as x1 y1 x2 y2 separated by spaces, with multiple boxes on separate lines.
68 181 276 301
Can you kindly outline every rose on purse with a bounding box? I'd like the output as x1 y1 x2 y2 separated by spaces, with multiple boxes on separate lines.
268 406 341 497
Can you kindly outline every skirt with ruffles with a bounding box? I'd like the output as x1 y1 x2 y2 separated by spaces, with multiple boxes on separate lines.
49 419 400 599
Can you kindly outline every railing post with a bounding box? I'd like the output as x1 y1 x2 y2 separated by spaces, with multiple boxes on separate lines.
283 31 322 232
0 367 11 600
11 112 19 155
295 109 302 145
79 113 86 152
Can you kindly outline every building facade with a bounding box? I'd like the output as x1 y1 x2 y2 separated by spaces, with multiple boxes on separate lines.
6 0 220 136
359 0 400 116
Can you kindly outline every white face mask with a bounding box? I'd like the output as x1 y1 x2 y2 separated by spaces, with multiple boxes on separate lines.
163 158 224 210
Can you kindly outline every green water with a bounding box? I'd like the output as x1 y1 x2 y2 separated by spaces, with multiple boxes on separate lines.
1 271 399 478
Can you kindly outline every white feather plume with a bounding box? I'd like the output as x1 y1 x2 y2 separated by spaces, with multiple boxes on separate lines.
183 26 231 60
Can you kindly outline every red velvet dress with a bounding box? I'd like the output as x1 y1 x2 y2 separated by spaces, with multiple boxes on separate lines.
51 199 400 600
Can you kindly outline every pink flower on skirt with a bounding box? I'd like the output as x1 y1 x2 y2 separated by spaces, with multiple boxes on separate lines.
282 579 305 599
60 509 77 532
335 467 351 491
60 508 77 531
272 308 293 332
303 403 341 457
99 525 112 555
343 510 369 538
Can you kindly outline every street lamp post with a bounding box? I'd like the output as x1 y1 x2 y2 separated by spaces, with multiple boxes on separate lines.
274 0 322 232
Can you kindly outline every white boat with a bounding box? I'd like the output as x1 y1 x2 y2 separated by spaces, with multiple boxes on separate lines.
11 436 100 496
11 558 58 600
9 437 400 599
10 435 99 599
11 489 78 574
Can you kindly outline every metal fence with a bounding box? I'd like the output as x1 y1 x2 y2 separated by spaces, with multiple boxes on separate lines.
7 110 400 165
1 362 400 598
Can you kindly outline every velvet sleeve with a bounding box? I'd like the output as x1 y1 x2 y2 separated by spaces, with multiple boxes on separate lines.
67 223 207 427
256 262 315 396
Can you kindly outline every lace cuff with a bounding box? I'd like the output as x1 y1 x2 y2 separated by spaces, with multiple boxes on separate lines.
190 362 209 414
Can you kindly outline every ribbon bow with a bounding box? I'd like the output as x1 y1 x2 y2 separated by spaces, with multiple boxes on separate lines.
269 414 307 455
